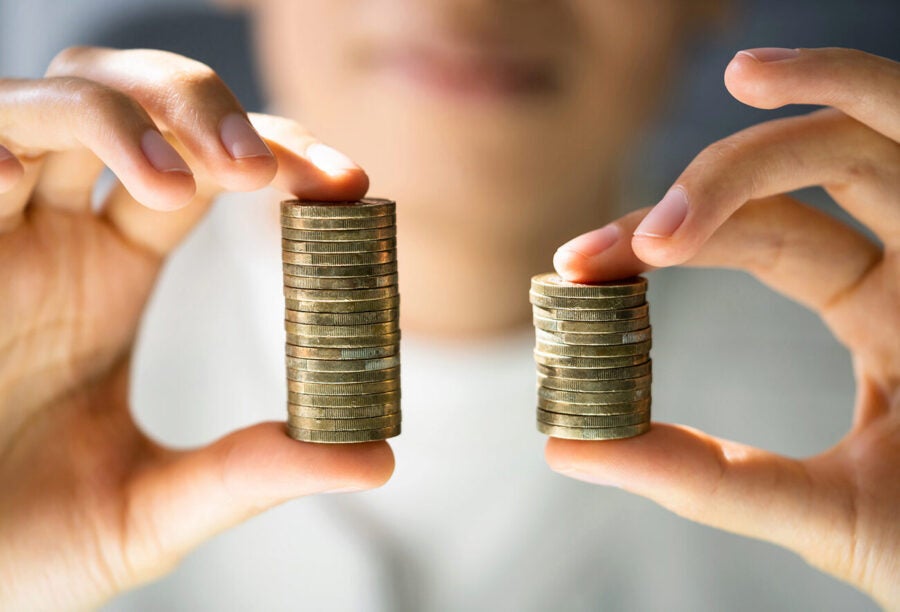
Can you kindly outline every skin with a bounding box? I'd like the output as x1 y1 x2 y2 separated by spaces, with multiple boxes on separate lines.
0 2 896 610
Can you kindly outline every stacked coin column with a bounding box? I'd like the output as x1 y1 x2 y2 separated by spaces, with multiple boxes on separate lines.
529 274 651 440
281 198 401 443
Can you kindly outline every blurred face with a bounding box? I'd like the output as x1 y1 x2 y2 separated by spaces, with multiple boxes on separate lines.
252 1 688 245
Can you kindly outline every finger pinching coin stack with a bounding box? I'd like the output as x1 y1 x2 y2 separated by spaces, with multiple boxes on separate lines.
530 273 651 440
281 198 401 443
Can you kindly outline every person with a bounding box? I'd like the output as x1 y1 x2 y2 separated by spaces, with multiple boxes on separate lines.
0 1 897 610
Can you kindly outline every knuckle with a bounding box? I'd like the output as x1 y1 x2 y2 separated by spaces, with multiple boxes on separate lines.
167 61 229 101
45 45 93 76
60 78 146 123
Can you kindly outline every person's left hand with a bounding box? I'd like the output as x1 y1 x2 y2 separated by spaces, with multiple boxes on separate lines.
546 47 900 608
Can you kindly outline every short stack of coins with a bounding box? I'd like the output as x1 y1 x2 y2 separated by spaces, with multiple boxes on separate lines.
530 273 651 440
281 198 401 443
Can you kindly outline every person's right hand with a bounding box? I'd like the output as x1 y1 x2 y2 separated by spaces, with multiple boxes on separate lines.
0 47 394 610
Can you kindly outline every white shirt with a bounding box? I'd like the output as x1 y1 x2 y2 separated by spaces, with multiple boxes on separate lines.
106 193 874 611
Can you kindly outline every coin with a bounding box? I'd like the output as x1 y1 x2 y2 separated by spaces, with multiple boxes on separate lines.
288 378 400 395
536 421 650 440
282 226 396 242
281 251 396 267
284 320 400 337
537 397 651 415
536 409 650 428
529 292 646 310
537 386 651 404
534 338 652 358
533 350 649 368
531 274 647 298
288 390 400 407
284 285 398 302
536 360 652 379
286 354 401 372
285 308 398 325
287 424 401 443
285 331 401 348
537 373 651 392
282 260 398 276
287 403 401 419
286 366 400 383
285 295 400 313
532 303 649 322
281 198 395 219
535 326 652 346
287 413 401 431
282 237 396 254
284 273 398 290
532 315 650 334
285 343 399 360
281 214 395 230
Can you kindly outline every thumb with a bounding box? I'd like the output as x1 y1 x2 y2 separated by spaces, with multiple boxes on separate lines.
545 424 851 566
127 422 394 580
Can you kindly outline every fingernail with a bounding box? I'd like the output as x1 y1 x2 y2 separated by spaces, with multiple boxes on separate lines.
306 143 361 176
553 224 620 277
553 466 621 489
0 145 14 162
634 187 688 238
141 131 192 175
219 113 273 160
737 47 800 63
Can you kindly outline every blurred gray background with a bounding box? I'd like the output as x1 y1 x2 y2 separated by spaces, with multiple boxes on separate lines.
2 1 897 611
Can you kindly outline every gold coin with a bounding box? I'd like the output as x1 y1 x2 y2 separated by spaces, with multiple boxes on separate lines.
281 198 395 219
536 409 650 428
284 285 398 302
285 308 398 325
288 390 400 407
537 373 651 392
284 273 398 290
287 403 400 419
533 315 650 334
286 354 400 372
284 320 399 337
281 214 395 230
536 360 652 379
535 338 651 358
533 350 648 368
282 260 398 276
532 303 649 322
536 421 650 441
288 413 400 431
530 274 647 298
281 251 395 267
537 397 651 415
286 424 401 443
285 295 399 313
282 237 396 254
286 331 401 348
529 292 646 310
287 365 400 383
282 226 396 242
288 378 400 395
285 343 399 360
538 386 650 404
536 326 652 346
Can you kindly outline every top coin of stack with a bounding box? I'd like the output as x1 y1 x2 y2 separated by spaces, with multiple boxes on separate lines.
281 198 401 443
530 273 651 441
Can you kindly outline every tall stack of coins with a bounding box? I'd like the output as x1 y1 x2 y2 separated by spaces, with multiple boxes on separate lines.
281 198 401 443
530 273 651 440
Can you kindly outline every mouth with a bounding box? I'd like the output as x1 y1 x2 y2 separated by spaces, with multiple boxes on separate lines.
360 41 565 102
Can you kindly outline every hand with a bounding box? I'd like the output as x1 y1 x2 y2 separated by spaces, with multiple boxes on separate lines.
0 47 393 609
546 47 900 608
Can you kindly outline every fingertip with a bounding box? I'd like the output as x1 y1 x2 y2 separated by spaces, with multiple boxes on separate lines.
305 143 370 200
552 248 590 281
723 51 787 109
